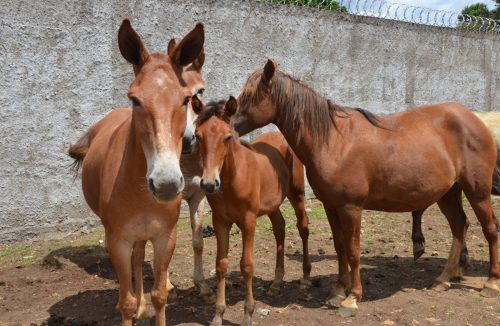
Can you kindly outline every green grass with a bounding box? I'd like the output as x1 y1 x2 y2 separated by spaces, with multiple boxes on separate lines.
0 228 105 268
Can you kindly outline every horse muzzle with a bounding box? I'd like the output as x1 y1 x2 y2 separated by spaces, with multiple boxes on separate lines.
200 178 220 194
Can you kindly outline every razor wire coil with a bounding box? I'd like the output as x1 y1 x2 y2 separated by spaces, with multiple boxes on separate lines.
265 0 500 34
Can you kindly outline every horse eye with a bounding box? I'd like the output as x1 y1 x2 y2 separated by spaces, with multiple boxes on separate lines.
130 97 141 107
183 96 190 107
224 135 232 144
197 88 205 95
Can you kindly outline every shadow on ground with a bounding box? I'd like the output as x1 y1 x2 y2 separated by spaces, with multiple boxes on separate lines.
42 245 492 325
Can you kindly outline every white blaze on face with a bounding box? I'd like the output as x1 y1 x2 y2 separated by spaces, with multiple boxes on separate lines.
184 108 195 139
146 148 184 200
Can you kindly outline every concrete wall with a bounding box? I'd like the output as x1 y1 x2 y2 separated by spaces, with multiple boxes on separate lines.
1 0 499 242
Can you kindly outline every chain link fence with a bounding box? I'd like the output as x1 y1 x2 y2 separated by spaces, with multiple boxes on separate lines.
267 0 500 33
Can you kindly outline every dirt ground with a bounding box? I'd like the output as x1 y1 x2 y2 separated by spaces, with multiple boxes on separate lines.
1 199 500 326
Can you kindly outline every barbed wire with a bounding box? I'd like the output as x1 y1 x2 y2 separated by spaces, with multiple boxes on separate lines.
266 0 500 34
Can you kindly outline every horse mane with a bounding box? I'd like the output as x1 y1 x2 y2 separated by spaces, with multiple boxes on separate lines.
240 69 385 142
195 99 256 151
195 100 228 126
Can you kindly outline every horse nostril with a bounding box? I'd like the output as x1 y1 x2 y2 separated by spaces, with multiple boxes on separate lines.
214 179 220 188
180 175 184 185
191 134 196 141
148 178 155 192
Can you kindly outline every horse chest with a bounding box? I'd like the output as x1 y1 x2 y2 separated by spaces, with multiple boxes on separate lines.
118 211 178 241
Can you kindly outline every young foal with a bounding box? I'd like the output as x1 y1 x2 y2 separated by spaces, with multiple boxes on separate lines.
68 20 204 325
233 60 499 317
192 97 311 326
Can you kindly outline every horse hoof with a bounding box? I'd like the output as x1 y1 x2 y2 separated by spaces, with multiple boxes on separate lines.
325 294 346 308
431 281 451 292
480 282 500 298
413 244 425 260
337 295 358 317
211 316 223 326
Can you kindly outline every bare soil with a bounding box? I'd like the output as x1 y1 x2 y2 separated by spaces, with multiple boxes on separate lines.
1 199 500 325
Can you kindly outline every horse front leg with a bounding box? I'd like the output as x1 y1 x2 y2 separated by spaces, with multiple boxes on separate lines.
151 228 177 326
187 192 214 302
335 204 363 318
132 240 149 320
239 216 257 326
324 206 350 309
212 218 231 326
107 234 136 326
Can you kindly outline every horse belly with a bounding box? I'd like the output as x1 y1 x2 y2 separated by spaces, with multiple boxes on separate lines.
364 178 454 212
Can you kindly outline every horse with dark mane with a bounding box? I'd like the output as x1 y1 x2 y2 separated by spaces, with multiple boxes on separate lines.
233 59 499 316
192 96 311 326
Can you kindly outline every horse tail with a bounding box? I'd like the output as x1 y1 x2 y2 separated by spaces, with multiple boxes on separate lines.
68 130 91 178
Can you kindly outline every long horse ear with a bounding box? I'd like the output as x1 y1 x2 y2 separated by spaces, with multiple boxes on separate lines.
191 95 203 114
191 48 205 71
262 59 277 84
225 96 237 117
169 23 204 67
167 38 176 55
118 18 149 67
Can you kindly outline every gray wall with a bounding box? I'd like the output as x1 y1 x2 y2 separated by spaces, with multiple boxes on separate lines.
1 0 499 242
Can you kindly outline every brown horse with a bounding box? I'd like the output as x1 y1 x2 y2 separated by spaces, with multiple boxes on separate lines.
68 19 204 326
411 111 500 261
232 59 500 317
192 96 311 326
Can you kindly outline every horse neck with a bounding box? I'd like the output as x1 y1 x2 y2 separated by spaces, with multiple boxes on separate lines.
273 102 347 168
219 139 247 186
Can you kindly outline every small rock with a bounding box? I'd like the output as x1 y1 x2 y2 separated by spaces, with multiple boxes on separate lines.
402 287 416 293
318 248 326 255
425 317 441 323
382 320 394 325
431 251 439 257
98 239 104 244
209 269 216 277
257 308 270 317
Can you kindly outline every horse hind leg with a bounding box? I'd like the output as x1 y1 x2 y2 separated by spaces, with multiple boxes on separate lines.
287 188 312 291
411 209 426 260
267 210 286 296
432 184 468 291
462 181 500 297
